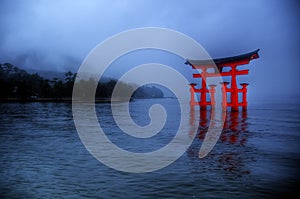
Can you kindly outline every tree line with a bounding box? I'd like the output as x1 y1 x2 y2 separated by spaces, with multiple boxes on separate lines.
0 63 163 100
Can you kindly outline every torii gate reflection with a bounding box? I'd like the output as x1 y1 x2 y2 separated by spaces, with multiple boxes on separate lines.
189 108 249 146
188 108 251 174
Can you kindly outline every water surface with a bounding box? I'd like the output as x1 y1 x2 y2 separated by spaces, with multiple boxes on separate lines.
0 98 299 198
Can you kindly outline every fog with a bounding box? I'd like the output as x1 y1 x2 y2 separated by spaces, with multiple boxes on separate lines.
0 0 299 99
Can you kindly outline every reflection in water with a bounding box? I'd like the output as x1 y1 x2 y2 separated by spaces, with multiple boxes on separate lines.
188 107 251 175
222 111 249 146
189 108 249 145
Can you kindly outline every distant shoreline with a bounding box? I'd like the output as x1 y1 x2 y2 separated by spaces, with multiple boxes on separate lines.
0 98 111 103
0 97 175 103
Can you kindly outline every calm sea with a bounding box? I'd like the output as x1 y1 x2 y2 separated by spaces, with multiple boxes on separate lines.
0 98 299 198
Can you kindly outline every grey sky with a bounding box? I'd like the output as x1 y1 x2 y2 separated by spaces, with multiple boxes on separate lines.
0 0 299 99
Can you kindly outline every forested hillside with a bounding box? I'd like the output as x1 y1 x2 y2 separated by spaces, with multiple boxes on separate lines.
0 63 163 101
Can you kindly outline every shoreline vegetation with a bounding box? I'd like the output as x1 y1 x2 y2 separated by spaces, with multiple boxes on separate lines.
0 63 164 102
0 97 175 103
0 97 113 103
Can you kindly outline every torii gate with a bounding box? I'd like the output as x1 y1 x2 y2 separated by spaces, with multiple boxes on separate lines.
185 49 259 111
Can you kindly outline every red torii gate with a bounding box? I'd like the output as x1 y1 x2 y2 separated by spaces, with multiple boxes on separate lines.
185 49 259 111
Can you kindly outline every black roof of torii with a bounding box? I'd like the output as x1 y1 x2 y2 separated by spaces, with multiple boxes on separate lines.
185 49 260 67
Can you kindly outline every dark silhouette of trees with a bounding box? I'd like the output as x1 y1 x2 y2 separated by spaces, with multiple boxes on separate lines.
0 63 164 101
0 63 50 99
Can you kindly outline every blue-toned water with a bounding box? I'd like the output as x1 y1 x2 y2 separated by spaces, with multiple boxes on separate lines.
0 98 299 198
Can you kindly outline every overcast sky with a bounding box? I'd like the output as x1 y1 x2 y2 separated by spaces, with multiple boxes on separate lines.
0 0 299 99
